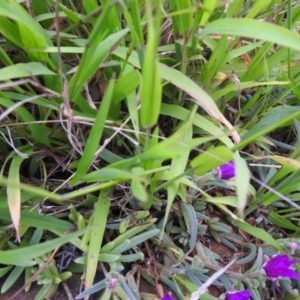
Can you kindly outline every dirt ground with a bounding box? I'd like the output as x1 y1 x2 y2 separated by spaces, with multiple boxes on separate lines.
1 241 239 299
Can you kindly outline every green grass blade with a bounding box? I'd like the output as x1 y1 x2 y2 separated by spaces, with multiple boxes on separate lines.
1 0 54 43
1 266 24 293
234 106 300 150
112 70 140 103
234 155 250 217
199 18 300 52
232 220 282 251
0 227 90 266
127 0 144 47
100 220 156 254
0 62 55 80
69 0 128 103
85 190 110 292
7 147 33 242
70 78 115 185
0 209 72 236
163 107 194 234
114 46 240 144
198 0 218 26
140 1 161 128
245 0 272 18
83 0 98 14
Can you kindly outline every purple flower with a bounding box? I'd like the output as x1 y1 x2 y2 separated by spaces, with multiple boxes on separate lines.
108 276 118 289
225 290 251 300
161 295 172 300
217 161 235 180
289 242 298 251
263 254 300 280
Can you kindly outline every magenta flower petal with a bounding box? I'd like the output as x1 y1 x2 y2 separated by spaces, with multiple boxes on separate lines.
225 290 251 300
218 161 235 180
263 254 300 280
161 295 172 300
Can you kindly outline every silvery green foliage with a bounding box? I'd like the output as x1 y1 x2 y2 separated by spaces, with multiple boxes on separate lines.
277 238 300 255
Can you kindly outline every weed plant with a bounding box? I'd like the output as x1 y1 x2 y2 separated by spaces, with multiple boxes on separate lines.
0 1 300 300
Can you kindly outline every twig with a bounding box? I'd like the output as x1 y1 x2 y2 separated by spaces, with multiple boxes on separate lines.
189 258 237 300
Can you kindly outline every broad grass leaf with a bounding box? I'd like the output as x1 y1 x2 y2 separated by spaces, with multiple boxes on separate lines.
256 168 300 209
82 168 147 183
0 17 23 47
233 220 282 250
206 196 238 207
159 63 240 144
243 154 300 173
0 1 54 44
7 156 21 241
7 148 32 242
1 266 24 293
140 59 161 127
245 0 272 18
100 220 156 254
112 70 140 103
160 103 234 147
122 229 159 252
127 0 144 47
0 265 13 278
18 23 49 63
82 0 98 14
114 47 240 143
0 227 90 266
131 168 148 203
0 62 55 81
268 211 300 234
234 155 250 218
236 106 300 150
198 0 218 26
199 18 300 52
140 2 161 128
55 2 81 22
0 96 51 146
170 0 192 34
164 111 194 237
69 26 128 102
0 209 72 235
70 78 115 185
85 191 110 293
212 81 289 100
266 156 300 172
